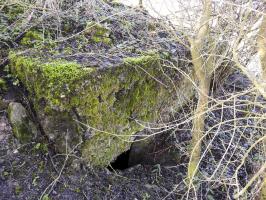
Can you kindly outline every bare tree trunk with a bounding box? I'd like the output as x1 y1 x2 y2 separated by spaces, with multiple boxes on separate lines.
187 0 212 182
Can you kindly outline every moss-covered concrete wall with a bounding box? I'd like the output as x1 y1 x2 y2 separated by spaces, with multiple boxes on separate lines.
9 52 183 167
2 0 196 168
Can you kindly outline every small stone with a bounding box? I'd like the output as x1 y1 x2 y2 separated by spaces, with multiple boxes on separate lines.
13 149 18 154
8 102 38 143
0 97 8 111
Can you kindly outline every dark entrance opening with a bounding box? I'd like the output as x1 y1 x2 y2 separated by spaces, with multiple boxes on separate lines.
108 149 130 170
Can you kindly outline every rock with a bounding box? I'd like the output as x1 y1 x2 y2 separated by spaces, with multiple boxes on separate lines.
7 102 37 143
0 97 8 111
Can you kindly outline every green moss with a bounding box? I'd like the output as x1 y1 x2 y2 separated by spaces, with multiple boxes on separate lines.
63 47 73 54
9 52 171 167
85 22 112 45
11 122 32 142
9 52 94 110
41 61 93 106
42 194 51 200
20 31 43 47
15 184 22 195
3 171 9 177
38 161 45 172
148 23 157 31
19 30 56 52
81 55 165 166
3 4 24 22
160 51 171 60
0 78 8 91
7 102 37 143
33 143 48 154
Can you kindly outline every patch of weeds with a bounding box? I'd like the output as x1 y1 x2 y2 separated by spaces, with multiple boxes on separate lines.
42 194 51 200
74 187 81 193
143 192 151 200
33 143 48 155
0 78 8 91
38 160 45 172
152 164 162 184
15 184 22 195
85 22 112 45
3 171 9 177
32 175 39 187
20 30 43 47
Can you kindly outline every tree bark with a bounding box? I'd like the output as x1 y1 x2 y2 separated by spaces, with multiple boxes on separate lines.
187 0 212 182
